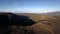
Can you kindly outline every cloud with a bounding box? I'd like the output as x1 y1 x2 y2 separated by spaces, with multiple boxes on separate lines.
0 9 60 13
28 9 60 13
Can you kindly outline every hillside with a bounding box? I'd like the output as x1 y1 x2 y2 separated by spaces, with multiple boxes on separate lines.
0 12 60 34
16 13 60 34
18 13 60 34
42 11 60 16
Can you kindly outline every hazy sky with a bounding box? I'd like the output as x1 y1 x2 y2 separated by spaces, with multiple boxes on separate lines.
0 0 60 13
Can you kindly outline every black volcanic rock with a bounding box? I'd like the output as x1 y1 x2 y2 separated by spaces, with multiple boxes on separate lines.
10 15 36 26
0 12 36 34
0 12 36 27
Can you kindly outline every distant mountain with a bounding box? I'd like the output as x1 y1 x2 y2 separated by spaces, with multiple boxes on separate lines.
43 11 60 16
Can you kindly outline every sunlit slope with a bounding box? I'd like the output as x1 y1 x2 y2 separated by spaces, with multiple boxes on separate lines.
20 13 56 21
16 13 60 34
20 13 60 34
26 22 56 34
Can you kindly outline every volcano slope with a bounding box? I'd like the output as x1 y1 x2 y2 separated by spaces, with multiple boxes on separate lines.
0 13 60 34
20 14 60 34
